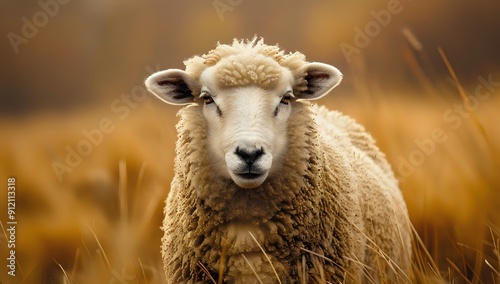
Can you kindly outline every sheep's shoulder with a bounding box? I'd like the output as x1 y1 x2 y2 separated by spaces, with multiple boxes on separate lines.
311 105 393 175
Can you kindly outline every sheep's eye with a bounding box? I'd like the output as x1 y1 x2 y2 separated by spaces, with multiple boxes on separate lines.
280 93 292 105
202 94 214 105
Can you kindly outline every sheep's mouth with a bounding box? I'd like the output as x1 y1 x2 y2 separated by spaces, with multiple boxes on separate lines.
237 173 264 180
230 168 269 188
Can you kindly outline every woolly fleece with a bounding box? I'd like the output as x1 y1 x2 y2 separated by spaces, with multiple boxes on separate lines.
163 105 411 283
161 38 411 283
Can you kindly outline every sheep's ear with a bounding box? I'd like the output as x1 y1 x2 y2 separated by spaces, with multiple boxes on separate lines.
294 63 343 100
145 69 198 105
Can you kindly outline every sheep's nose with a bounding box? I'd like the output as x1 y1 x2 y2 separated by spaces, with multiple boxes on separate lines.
235 147 264 165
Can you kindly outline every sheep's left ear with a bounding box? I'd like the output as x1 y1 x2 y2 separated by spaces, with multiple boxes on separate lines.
294 63 343 100
145 69 198 105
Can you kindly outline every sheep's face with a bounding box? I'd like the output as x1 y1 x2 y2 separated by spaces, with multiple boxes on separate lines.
146 59 342 189
193 65 295 189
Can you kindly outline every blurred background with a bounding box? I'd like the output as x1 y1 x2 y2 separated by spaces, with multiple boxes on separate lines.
0 0 499 283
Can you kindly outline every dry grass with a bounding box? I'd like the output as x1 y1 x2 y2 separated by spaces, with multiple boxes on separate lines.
0 60 499 283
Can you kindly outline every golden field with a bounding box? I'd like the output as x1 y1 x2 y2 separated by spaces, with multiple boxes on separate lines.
1 1 499 283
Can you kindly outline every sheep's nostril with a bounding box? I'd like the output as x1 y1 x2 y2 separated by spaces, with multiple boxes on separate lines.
235 147 264 165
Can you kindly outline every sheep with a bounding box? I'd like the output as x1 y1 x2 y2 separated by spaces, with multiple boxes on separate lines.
145 38 412 283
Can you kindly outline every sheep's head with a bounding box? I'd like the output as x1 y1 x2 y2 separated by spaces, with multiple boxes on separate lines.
146 38 342 188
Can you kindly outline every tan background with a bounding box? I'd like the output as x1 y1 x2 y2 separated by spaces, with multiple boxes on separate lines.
1 1 499 283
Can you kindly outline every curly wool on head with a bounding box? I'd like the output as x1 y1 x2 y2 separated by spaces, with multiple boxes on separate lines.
184 38 307 88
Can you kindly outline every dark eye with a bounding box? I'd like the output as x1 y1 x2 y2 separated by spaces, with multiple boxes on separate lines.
202 93 214 105
280 93 292 105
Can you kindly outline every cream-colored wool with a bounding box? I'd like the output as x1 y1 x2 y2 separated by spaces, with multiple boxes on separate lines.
184 38 308 91
154 38 411 283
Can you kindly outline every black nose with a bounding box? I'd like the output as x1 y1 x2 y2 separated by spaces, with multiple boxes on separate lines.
235 147 264 165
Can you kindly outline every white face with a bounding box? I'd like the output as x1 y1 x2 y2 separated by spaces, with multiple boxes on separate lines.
198 67 295 188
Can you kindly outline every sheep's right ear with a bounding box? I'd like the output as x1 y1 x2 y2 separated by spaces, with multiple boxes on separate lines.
145 69 198 105
294 63 343 101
